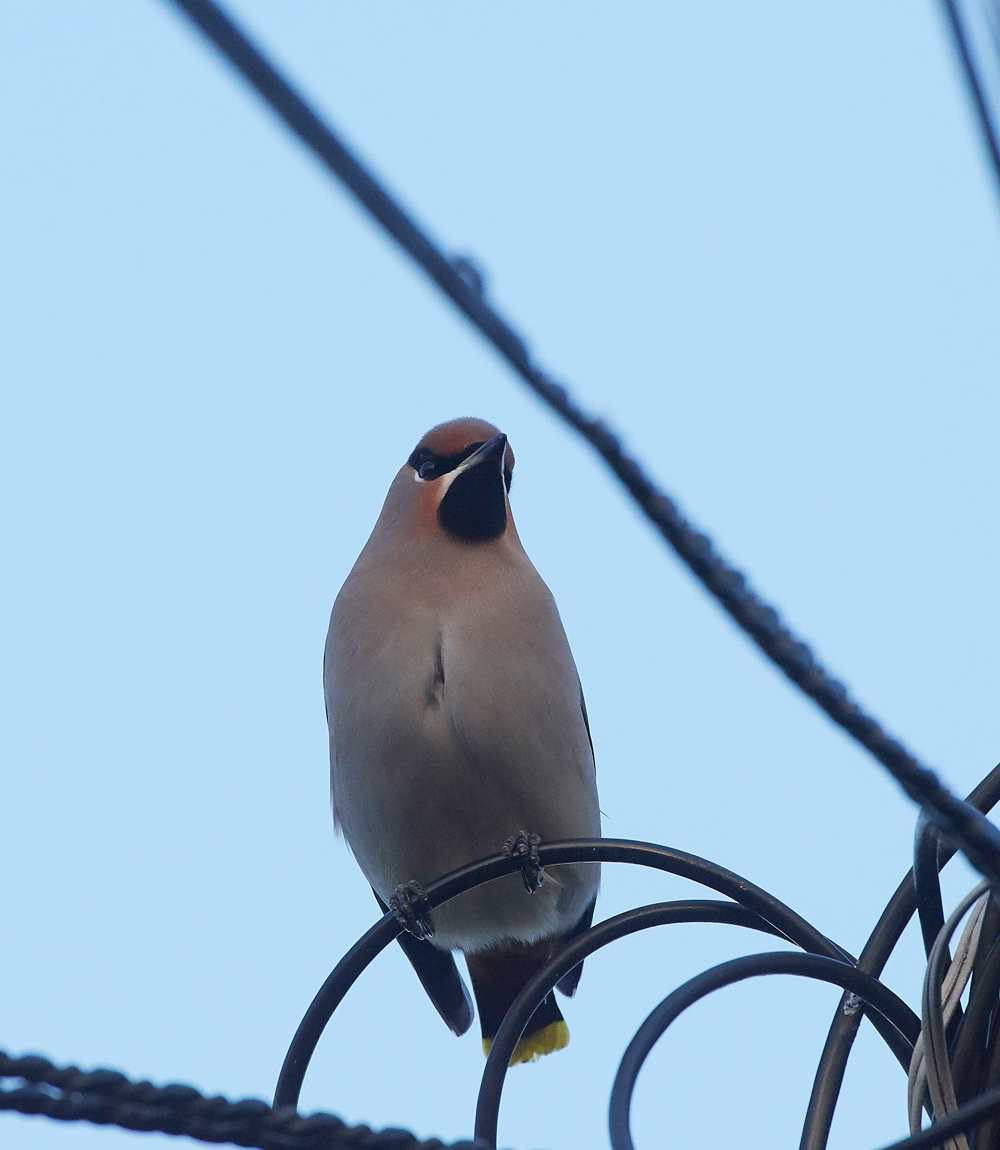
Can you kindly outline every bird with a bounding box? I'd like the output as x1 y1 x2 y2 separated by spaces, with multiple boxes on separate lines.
324 417 601 1065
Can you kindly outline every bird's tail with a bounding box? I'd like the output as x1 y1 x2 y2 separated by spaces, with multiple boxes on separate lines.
465 940 570 1066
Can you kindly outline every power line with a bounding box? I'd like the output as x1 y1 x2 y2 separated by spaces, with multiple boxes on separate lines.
939 0 1000 200
0 1050 487 1150
161 0 1000 883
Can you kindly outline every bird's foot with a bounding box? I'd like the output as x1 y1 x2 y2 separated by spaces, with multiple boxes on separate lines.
390 881 435 940
503 830 544 894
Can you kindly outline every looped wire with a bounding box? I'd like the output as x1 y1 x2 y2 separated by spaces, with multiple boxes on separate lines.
908 883 991 1147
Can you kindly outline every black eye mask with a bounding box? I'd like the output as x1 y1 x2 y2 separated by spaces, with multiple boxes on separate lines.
408 443 513 493
407 442 483 482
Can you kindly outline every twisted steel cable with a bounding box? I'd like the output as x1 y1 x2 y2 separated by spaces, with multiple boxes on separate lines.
161 0 1000 885
939 0 1000 197
0 1051 488 1149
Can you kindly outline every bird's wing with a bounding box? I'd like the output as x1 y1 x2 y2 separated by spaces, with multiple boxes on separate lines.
579 684 595 768
555 894 597 997
372 889 474 1036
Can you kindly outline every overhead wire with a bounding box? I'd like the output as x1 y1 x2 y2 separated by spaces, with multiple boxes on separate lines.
939 0 1000 198
0 1050 488 1150
162 0 1000 886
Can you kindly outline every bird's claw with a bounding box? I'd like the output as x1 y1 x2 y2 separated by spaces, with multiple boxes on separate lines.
503 830 544 894
390 881 435 940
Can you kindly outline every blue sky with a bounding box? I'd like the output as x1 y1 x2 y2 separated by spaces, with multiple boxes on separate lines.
2 3 1000 1148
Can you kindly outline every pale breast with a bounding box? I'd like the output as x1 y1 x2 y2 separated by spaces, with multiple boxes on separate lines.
324 532 601 949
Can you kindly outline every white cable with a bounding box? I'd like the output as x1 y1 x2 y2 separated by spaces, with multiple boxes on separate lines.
907 883 990 1149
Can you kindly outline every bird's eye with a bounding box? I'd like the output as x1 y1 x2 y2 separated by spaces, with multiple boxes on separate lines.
407 444 474 480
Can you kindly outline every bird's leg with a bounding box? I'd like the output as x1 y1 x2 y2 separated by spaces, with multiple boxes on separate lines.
390 881 435 941
503 830 544 894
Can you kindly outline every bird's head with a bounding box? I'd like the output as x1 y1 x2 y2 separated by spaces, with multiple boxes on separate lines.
405 417 515 544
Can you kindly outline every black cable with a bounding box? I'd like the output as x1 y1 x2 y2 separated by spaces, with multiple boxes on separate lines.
468 899 809 1145
915 815 949 958
972 1004 1000 1148
604 951 920 1150
964 895 1000 1126
800 764 1000 1150
872 1083 1000 1150
275 837 888 1112
18 6 997 1146
939 0 1000 202
2 839 877 1150
914 818 967 1045
970 894 1000 1004
950 933 1000 1107
0 1051 487 1150
920 882 990 1137
160 0 1000 885
471 917 915 1147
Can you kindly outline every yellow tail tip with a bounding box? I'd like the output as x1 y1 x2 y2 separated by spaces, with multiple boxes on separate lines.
482 1021 570 1066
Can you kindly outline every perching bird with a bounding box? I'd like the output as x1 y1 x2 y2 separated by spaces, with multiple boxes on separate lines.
324 417 601 1065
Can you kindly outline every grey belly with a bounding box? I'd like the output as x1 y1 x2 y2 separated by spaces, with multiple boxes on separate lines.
333 737 600 952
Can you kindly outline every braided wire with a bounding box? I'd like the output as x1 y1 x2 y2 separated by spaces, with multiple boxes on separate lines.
939 0 1000 198
0 1051 487 1150
162 0 1000 883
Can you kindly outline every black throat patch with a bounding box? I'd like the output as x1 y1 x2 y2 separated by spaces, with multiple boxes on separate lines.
437 463 507 543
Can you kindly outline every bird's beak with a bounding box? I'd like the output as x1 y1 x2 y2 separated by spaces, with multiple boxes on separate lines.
459 432 507 474
439 427 508 489
435 432 509 497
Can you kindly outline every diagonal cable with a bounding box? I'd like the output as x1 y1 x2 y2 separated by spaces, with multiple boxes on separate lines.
161 0 1000 882
939 0 1000 201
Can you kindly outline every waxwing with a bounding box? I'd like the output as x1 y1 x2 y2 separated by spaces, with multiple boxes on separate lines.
324 417 601 1064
